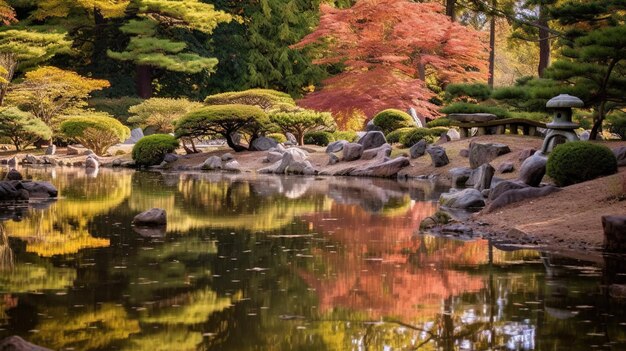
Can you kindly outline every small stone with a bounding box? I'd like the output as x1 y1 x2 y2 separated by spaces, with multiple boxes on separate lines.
470 163 495 191
133 208 167 226
497 162 515 173
221 153 234 161
6 169 22 181
67 145 80 155
426 146 449 167
265 151 283 163
459 149 469 158
447 129 461 140
83 149 95 156
112 159 122 167
518 148 536 162
85 156 99 169
449 167 472 187
250 136 278 151
45 144 56 155
163 153 179 163
328 153 340 165
223 160 242 172
410 140 428 159
7 157 17 167
201 156 222 170
0 336 52 351
612 146 626 167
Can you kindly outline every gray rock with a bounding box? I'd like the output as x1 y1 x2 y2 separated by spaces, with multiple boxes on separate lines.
518 148 536 162
426 146 449 167
604 215 626 252
407 107 424 127
85 156 99 169
45 144 56 155
357 131 387 150
484 185 560 213
223 160 242 172
349 156 410 177
497 162 515 173
201 156 222 170
0 182 28 201
326 140 348 154
469 142 511 169
112 159 123 167
518 155 547 187
0 336 52 351
488 180 529 202
221 153 234 162
83 149 95 156
124 128 145 144
579 130 590 141
7 157 17 167
459 149 469 158
361 143 392 160
342 143 364 161
447 129 461 140
469 163 495 191
612 146 626 167
439 188 485 209
365 120 383 132
265 151 284 163
20 181 58 198
449 167 473 187
410 140 428 159
67 145 80 155
164 153 179 163
328 153 340 165
285 132 297 144
250 136 278 151
6 169 22 181
22 154 38 165
133 208 167 226
260 148 314 175
435 134 450 145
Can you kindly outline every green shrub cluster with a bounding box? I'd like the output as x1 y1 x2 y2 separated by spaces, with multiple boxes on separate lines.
385 127 414 144
60 113 130 155
440 102 510 119
132 134 180 166
607 113 626 140
546 141 617 186
445 83 491 101
333 130 358 142
371 109 415 134
88 97 143 123
399 128 437 147
204 89 295 111
267 133 287 143
428 127 450 136
304 131 335 146
426 117 451 128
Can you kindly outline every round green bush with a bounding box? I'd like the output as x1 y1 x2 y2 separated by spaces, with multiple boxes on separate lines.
426 117 451 128
399 128 436 147
372 109 415 134
385 127 415 144
304 131 335 146
546 141 617 186
333 130 358 142
60 113 131 155
267 133 287 143
132 134 180 166
428 127 450 137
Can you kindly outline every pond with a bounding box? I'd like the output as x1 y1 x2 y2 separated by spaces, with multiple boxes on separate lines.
0 168 624 350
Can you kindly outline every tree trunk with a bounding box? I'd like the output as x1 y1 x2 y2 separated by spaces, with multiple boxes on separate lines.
590 102 605 140
537 4 550 77
0 53 17 106
488 0 497 88
136 64 152 98
445 0 456 22
298 133 304 146
417 61 426 81
224 132 247 152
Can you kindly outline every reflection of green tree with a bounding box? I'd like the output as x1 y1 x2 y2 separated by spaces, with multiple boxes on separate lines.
0 260 75 293
122 327 203 351
140 288 234 325
380 194 411 217
30 304 140 351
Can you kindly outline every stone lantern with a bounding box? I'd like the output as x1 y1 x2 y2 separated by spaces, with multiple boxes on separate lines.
539 94 584 154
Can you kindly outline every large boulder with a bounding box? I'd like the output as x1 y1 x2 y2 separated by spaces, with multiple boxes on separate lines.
201 156 222 170
6 169 22 181
484 185 560 213
326 140 348 154
449 167 473 187
426 146 449 167
488 180 529 202
360 143 392 160
497 162 515 174
469 142 511 169
45 144 56 155
223 160 242 172
0 182 28 201
613 146 626 167
285 132 297 145
22 154 38 165
264 151 284 163
124 127 144 144
85 156 99 169
133 208 167 226
328 153 340 165
468 163 495 191
349 156 410 177
357 131 387 150
260 148 315 175
410 140 427 159
0 336 52 351
19 181 58 198
518 155 547 186
250 136 278 151
342 143 363 161
603 215 626 252
439 188 485 209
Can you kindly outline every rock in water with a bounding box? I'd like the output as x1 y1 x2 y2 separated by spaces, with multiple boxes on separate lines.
6 169 22 181
19 181 58 198
7 157 17 167
163 153 179 163
45 144 56 155
0 182 28 201
603 215 626 252
0 336 52 351
410 140 427 159
133 208 167 226
439 188 485 209
223 160 242 172
518 155 547 187
357 131 387 150
124 128 144 144
85 156 99 169
250 136 278 151
469 142 511 169
426 146 449 167
342 143 363 161
326 140 348 154
201 156 222 170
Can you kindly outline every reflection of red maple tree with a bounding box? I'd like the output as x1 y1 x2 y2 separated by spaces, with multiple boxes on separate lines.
294 0 488 119
301 202 488 320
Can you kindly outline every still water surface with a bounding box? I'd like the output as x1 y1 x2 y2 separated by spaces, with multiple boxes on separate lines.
0 168 624 350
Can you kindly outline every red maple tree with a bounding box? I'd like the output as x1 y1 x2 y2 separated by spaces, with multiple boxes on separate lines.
294 0 489 119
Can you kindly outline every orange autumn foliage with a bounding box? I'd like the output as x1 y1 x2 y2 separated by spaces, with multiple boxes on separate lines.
294 0 488 119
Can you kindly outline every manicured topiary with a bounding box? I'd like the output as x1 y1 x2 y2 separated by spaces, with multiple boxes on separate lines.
269 108 335 145
428 127 450 136
426 117 451 128
333 130 358 142
372 109 416 134
60 112 130 155
132 134 180 166
385 127 414 144
546 141 618 186
304 131 335 146
399 128 436 147
267 133 287 143
440 102 510 119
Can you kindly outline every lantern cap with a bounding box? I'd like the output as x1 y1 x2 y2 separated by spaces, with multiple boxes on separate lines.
546 94 584 108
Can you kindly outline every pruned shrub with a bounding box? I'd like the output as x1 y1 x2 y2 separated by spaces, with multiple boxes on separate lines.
426 117 451 128
304 131 335 146
60 113 130 155
386 127 414 144
440 102 510 119
267 133 287 143
372 109 415 134
269 108 335 145
204 89 295 111
428 127 450 137
0 107 52 151
445 83 491 101
399 128 436 147
546 141 618 186
127 97 202 133
132 134 179 166
333 130 358 142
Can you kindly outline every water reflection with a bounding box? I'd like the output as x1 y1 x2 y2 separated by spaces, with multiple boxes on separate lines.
0 167 623 350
